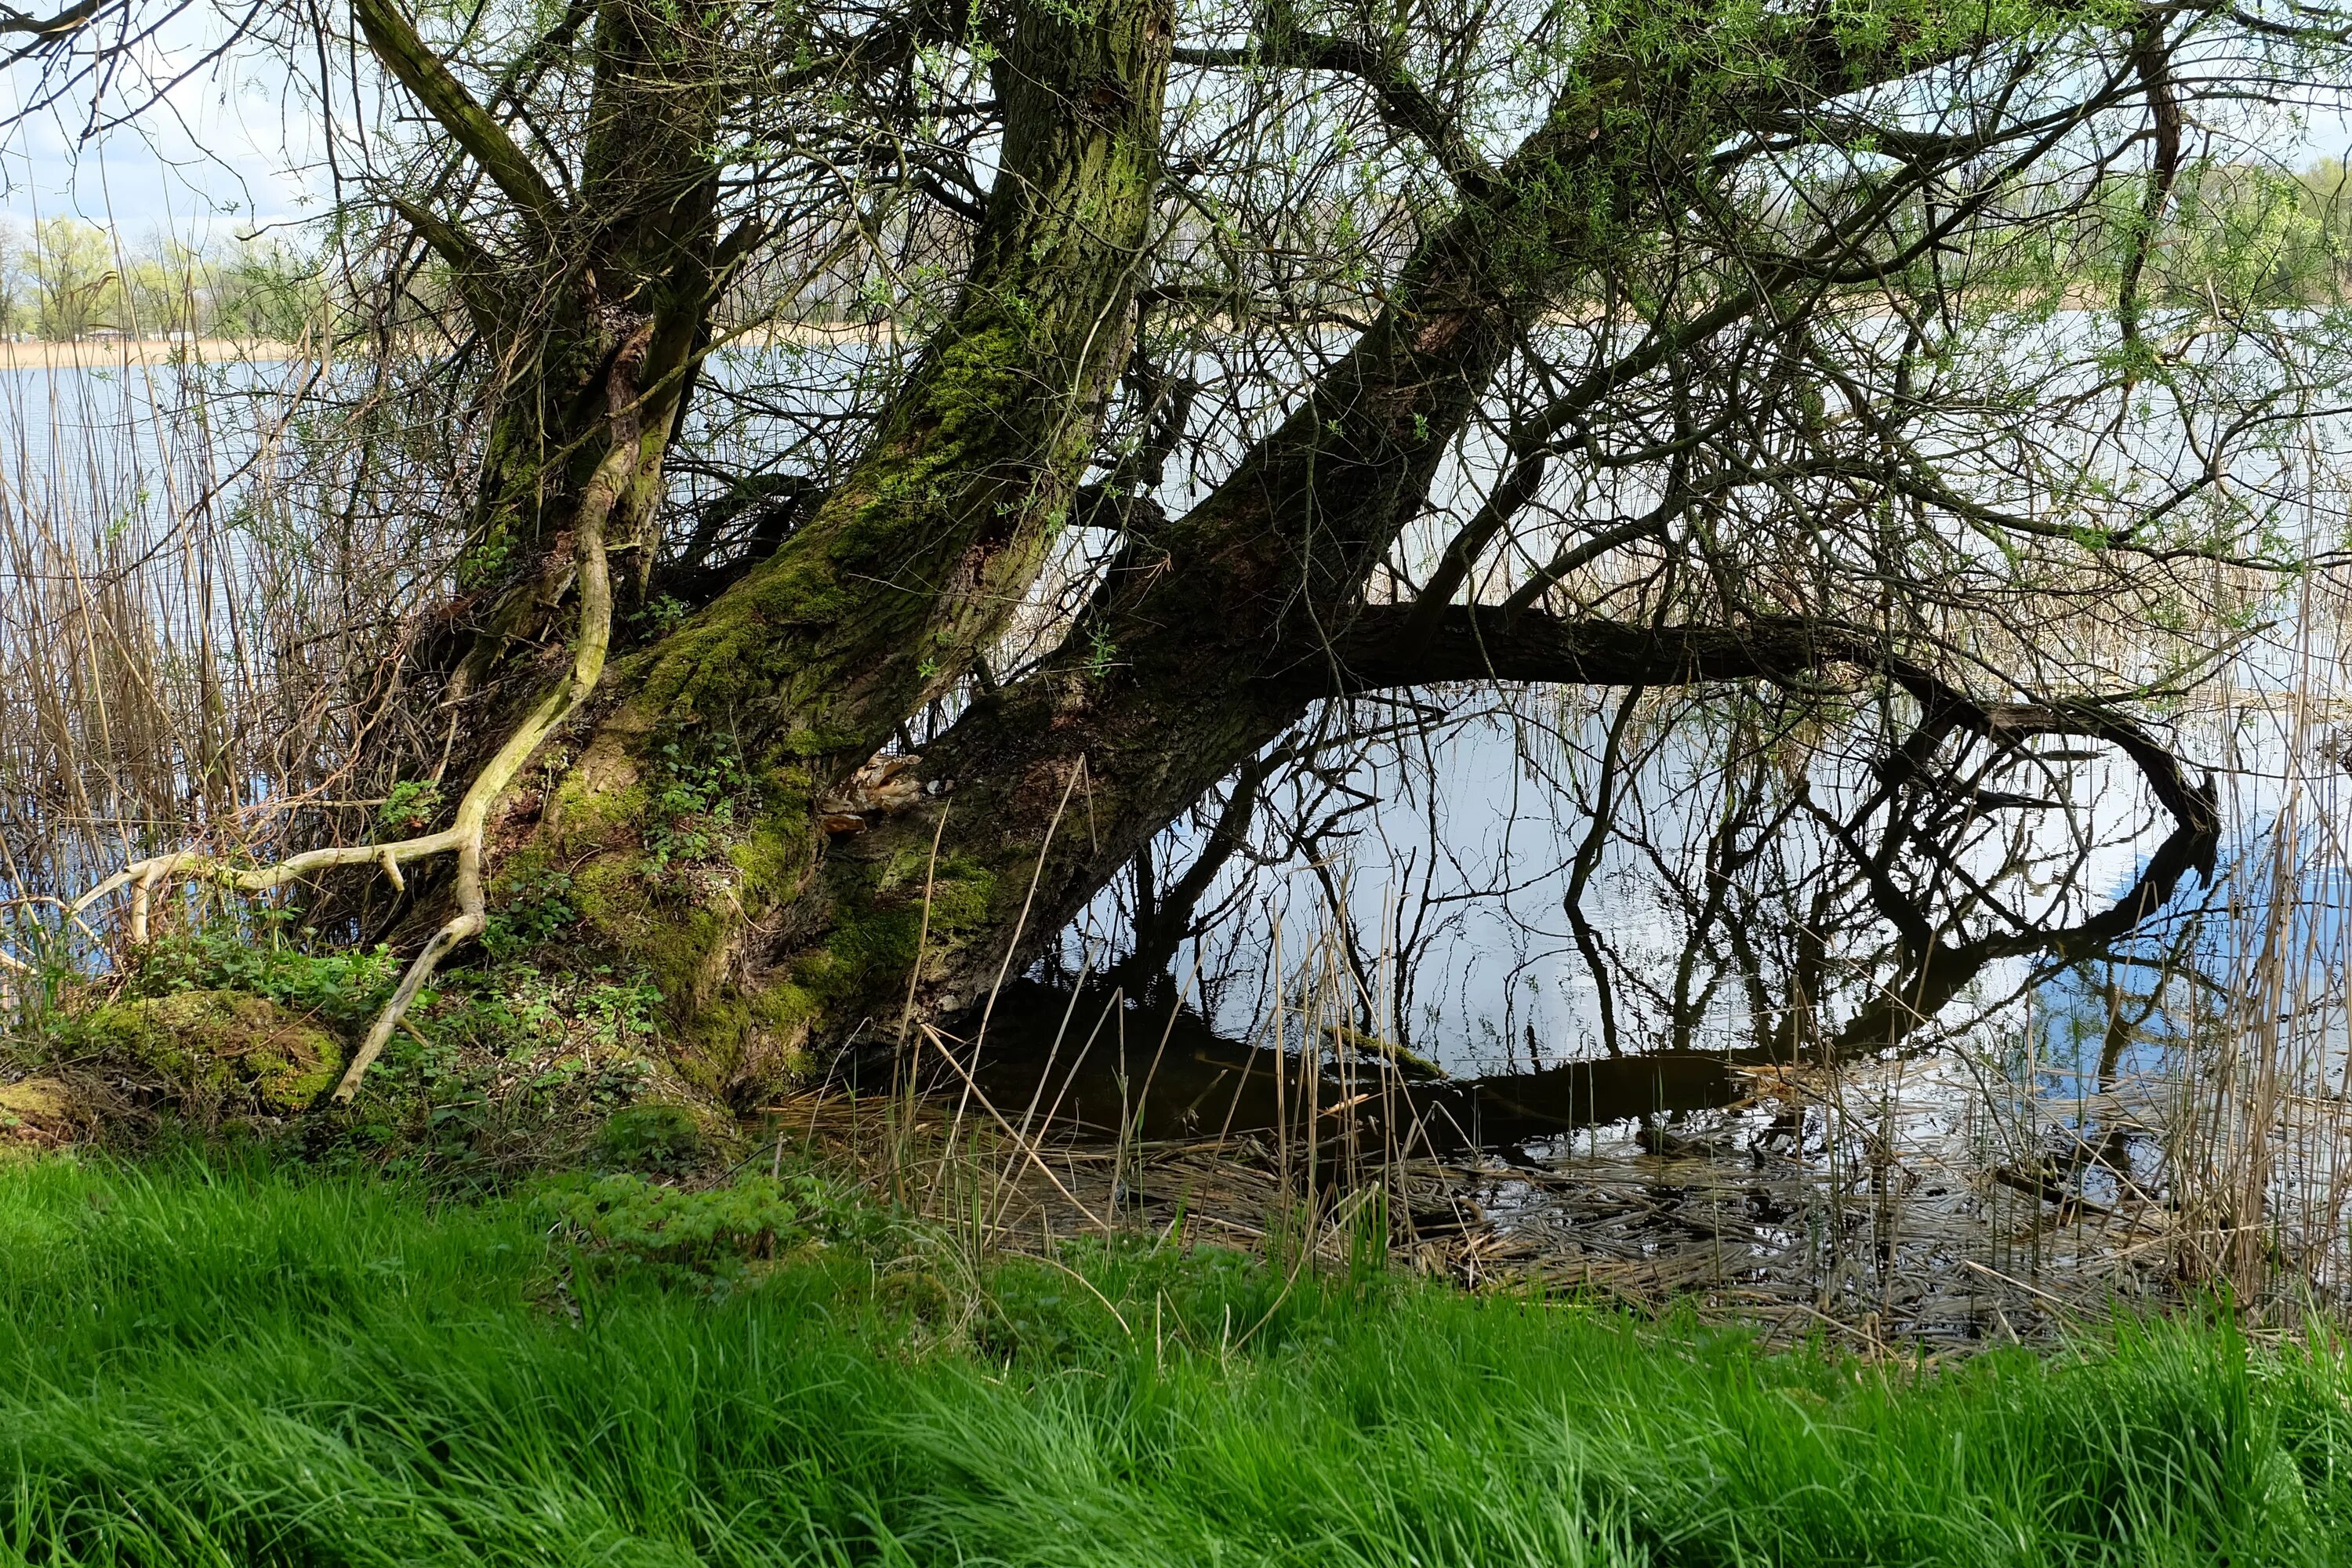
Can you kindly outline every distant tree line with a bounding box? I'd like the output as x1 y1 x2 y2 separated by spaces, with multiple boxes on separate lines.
2085 158 2352 308
716 157 2352 331
5 160 2344 352
0 217 320 341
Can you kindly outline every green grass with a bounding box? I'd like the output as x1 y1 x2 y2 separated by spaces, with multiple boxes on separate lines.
2 1157 2349 1566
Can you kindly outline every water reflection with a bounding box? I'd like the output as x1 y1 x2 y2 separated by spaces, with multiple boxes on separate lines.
1057 671 2223 1074
946 750 2207 1162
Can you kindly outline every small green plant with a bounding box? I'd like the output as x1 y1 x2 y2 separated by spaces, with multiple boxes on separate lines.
481 868 579 957
633 593 689 636
1084 622 1117 677
644 740 755 869
595 1102 705 1171
133 922 399 1025
455 528 514 589
425 961 568 1058
577 971 663 1053
539 1172 830 1284
377 779 445 838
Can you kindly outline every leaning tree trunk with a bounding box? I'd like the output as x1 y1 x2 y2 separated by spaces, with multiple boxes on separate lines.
504 0 1178 1094
619 6 2142 1097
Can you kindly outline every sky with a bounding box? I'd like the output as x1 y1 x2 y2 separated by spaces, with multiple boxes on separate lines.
0 5 325 245
5 7 2352 249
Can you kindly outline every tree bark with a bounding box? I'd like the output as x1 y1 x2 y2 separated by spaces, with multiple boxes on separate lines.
512 0 1178 1091
377 0 730 724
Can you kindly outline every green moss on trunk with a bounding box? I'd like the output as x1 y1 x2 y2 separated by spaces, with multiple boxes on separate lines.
522 0 1177 1087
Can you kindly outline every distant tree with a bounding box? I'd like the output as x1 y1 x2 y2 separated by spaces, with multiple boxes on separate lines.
2292 158 2352 297
29 217 118 339
0 218 23 335
116 234 203 337
205 238 319 341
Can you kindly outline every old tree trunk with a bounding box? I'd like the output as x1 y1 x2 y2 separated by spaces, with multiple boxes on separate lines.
432 0 1189 1098
28 0 2270 1105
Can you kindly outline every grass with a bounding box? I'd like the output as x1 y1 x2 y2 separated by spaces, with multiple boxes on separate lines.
2 1156 2349 1566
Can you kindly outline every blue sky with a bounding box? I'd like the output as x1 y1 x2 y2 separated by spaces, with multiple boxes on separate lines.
1 9 324 245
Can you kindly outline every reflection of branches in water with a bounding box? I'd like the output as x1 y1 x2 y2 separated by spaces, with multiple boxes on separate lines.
1089 613 2220 1066
1563 685 1639 1058
1110 742 1291 993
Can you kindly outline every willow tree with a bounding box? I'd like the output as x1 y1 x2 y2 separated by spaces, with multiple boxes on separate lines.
10 0 2347 1100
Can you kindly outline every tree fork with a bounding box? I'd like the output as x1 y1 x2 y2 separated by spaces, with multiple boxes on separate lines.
515 0 1178 1085
390 0 729 730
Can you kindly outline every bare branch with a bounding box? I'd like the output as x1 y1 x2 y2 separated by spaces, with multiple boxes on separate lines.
354 0 566 230
0 0 99 35
1174 27 1494 194
1329 605 2219 844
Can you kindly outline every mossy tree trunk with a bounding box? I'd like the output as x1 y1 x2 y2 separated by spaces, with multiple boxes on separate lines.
347 0 1180 1096
375 0 730 720
499 0 1178 1089
343 0 2126 1105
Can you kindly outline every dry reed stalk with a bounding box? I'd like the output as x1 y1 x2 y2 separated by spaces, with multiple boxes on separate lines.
927 757 1085 1206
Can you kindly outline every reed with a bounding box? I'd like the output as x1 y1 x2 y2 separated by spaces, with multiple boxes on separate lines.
0 342 409 964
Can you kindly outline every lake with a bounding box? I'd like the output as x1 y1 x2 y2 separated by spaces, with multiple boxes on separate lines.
6 338 2352 1338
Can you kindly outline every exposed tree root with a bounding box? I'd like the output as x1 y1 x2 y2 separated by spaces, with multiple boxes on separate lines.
62 409 631 1103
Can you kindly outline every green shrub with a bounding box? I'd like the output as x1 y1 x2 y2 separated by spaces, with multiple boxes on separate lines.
480 868 579 957
593 1102 705 1171
376 779 445 837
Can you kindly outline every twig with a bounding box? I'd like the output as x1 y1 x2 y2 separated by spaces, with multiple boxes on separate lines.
920 1022 1109 1230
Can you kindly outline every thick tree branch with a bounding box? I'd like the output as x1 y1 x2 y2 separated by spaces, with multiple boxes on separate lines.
1174 29 1493 194
390 196 505 335
2119 15 2184 352
1327 605 2220 847
0 0 97 34
355 0 566 230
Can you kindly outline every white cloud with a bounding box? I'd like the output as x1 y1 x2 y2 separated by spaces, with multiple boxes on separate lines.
1 2 325 244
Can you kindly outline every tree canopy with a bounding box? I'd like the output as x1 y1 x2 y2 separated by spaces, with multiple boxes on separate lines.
6 0 2350 1098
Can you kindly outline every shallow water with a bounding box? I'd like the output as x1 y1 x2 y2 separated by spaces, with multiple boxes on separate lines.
10 337 2352 1328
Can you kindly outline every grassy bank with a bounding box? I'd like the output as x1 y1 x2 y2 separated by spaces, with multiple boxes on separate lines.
2 1158 2348 1566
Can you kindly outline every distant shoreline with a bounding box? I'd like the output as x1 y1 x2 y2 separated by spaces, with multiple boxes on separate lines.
0 324 904 371
0 338 304 369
